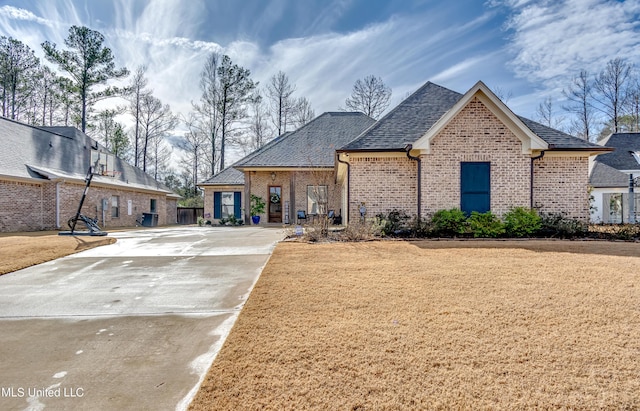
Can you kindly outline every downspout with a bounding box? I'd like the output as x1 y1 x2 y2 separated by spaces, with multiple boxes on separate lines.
629 173 635 224
56 181 61 229
336 153 350 224
530 150 546 209
405 144 422 218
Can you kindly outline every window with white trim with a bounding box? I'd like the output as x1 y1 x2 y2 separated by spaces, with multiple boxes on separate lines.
307 185 328 215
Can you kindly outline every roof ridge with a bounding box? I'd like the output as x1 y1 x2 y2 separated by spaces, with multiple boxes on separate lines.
0 116 75 140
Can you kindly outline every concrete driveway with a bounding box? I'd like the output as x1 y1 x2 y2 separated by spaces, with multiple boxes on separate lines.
0 226 283 411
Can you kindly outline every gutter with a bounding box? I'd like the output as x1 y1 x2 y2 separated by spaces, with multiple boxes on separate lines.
530 150 546 209
404 144 421 218
336 153 350 224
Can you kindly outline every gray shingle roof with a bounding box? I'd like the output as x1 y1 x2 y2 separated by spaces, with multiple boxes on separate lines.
517 117 604 150
589 161 631 187
341 81 605 151
235 112 375 168
0 117 177 196
340 82 462 151
597 133 640 170
200 164 245 185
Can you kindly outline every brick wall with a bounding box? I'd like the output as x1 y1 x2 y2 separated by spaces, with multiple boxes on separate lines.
422 97 531 217
349 156 418 220
533 156 589 220
0 178 177 232
0 180 52 231
245 169 341 224
201 185 245 222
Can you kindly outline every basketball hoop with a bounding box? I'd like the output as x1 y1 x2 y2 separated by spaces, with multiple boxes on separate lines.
101 170 121 178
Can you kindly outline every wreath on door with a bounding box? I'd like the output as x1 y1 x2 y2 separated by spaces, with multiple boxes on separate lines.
270 193 281 204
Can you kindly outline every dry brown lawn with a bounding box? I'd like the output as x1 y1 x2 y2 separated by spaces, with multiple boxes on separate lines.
190 240 640 410
0 232 115 275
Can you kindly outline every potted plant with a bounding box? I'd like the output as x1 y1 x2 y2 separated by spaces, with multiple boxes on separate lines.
250 194 266 224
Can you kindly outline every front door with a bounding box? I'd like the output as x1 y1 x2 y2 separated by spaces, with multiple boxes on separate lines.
460 162 490 215
268 186 282 223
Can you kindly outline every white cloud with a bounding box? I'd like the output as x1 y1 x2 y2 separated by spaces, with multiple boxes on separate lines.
0 5 55 27
501 0 640 89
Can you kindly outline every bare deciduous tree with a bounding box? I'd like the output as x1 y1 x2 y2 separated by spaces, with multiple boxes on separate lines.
536 96 565 130
126 65 150 168
592 57 633 133
267 70 295 135
562 70 595 141
246 89 272 152
292 96 315 129
180 115 209 198
345 75 391 119
139 94 177 172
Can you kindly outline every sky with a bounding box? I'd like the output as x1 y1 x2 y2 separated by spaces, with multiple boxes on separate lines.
1 0 640 165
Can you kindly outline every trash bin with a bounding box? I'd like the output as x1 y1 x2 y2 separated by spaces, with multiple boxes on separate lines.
142 212 158 227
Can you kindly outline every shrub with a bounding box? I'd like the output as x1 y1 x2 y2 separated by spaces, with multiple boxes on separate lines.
408 216 432 238
375 209 411 237
539 212 588 238
338 220 376 241
431 208 467 237
503 207 541 237
467 211 505 238
219 215 243 226
197 216 206 227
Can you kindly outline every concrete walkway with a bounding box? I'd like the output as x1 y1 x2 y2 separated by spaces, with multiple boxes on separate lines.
0 226 284 411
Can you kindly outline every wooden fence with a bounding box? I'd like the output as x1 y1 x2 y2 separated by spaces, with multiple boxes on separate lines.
177 207 204 225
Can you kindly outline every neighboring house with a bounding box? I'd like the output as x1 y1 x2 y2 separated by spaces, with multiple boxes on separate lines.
0 117 179 232
337 81 611 223
199 112 375 224
589 133 640 223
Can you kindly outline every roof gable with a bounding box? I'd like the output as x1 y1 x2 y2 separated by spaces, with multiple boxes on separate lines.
597 133 640 171
340 80 606 154
413 81 548 154
339 82 462 151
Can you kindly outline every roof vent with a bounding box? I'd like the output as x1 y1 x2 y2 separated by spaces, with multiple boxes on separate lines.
630 151 640 166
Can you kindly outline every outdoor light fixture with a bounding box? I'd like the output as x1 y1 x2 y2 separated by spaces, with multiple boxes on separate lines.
271 172 276 181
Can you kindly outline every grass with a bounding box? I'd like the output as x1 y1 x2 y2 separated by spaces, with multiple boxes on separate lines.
190 240 640 410
0 232 115 275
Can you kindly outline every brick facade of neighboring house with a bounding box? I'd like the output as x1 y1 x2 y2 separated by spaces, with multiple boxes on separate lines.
0 117 179 233
338 81 610 223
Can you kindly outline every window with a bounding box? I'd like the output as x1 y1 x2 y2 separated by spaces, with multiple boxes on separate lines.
214 192 241 219
111 196 120 218
221 192 234 218
609 193 623 224
150 199 157 213
307 185 328 215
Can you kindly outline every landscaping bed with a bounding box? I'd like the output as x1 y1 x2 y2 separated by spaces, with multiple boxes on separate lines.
190 240 640 410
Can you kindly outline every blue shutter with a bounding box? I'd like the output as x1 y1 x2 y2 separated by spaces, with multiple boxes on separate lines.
461 162 490 215
233 192 242 219
214 192 221 219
